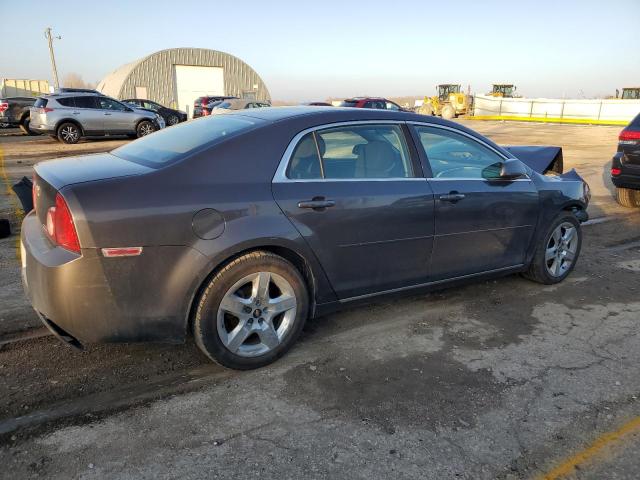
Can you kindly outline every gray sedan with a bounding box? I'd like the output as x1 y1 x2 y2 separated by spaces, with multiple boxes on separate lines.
21 107 590 369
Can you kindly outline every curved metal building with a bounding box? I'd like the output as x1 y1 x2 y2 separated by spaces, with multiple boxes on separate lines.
97 48 270 117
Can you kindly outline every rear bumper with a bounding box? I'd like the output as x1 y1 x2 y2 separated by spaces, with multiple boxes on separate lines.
21 211 205 345
611 153 640 190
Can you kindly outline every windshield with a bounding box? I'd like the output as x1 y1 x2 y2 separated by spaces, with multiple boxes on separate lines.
112 115 264 167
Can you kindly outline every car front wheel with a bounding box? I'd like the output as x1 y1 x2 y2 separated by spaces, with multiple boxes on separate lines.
523 213 582 284
136 120 156 138
194 251 309 370
167 114 179 126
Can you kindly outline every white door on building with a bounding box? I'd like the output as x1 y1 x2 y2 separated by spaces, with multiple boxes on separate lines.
174 65 225 118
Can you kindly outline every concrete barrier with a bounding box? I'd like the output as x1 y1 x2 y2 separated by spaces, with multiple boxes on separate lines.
472 95 640 126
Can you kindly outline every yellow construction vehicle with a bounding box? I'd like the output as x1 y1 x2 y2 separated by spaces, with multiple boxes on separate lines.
488 84 516 97
417 84 471 119
617 87 640 99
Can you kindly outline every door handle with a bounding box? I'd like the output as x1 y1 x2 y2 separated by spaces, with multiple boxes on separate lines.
297 197 336 210
439 192 466 202
72 111 80 115
104 112 112 116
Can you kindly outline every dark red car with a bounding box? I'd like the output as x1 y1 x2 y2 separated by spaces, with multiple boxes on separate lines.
193 96 237 118
339 97 410 111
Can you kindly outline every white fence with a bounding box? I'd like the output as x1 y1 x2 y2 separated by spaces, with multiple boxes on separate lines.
473 94 640 124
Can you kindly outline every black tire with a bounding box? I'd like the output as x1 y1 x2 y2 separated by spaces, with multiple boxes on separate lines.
19 116 39 136
615 187 640 208
57 122 81 144
136 120 156 138
194 251 309 370
442 105 456 120
523 212 582 285
167 114 179 126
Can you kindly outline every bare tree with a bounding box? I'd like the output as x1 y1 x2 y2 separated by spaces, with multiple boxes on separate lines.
62 73 96 89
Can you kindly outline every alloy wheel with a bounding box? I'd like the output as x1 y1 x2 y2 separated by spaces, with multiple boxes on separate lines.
168 115 179 126
217 271 297 357
140 122 155 136
545 222 578 277
61 125 79 142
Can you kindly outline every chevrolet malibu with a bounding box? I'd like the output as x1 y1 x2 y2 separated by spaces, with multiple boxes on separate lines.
22 107 590 369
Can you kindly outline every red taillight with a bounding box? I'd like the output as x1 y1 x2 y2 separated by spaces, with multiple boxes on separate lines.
202 109 209 116
45 193 80 253
619 130 640 142
0 102 8 113
611 167 622 176
36 107 54 114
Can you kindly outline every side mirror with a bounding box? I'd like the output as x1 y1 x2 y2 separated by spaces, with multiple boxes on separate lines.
500 159 528 179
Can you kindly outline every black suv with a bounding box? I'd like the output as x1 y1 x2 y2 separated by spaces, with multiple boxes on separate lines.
611 113 640 207
123 99 187 126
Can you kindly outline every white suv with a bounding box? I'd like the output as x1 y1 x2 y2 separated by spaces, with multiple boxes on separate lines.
30 92 165 144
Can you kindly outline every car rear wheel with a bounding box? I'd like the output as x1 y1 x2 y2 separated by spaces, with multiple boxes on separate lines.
194 251 309 370
615 187 640 208
57 122 81 144
523 213 582 284
136 120 155 138
19 116 39 136
167 114 179 126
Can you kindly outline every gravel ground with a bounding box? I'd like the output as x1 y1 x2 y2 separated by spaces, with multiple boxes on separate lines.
1 120 640 479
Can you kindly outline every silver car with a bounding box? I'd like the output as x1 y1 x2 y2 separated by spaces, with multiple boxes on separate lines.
30 92 165 144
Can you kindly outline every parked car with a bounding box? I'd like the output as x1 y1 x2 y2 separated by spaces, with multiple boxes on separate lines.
30 92 165 144
339 97 410 111
0 96 38 134
611 113 640 207
209 98 271 115
22 107 589 370
193 96 237 118
123 99 187 126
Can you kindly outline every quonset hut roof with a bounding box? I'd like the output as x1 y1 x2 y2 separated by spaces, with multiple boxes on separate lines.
96 48 270 107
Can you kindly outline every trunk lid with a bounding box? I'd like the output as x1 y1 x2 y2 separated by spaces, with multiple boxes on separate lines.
33 153 153 226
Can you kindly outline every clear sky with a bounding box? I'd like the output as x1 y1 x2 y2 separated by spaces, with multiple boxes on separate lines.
1 0 638 101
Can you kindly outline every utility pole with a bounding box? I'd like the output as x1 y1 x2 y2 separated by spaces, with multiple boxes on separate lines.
44 27 61 90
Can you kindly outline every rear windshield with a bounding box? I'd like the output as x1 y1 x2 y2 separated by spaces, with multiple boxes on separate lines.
34 98 48 108
112 115 264 167
338 101 358 107
630 113 640 128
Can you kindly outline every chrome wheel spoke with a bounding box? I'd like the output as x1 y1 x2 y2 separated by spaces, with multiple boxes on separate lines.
563 227 576 244
258 324 280 349
552 258 561 276
564 250 575 262
545 247 556 262
268 294 296 314
252 272 271 303
219 294 250 317
226 321 251 353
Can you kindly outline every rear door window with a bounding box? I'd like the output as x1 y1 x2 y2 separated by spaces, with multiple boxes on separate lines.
112 115 264 167
57 97 76 107
74 96 98 109
286 124 414 180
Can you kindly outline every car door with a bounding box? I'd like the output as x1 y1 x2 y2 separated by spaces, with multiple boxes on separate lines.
71 96 103 134
272 122 435 300
410 123 539 280
96 97 137 134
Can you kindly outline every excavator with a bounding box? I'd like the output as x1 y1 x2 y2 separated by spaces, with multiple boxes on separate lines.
417 84 472 119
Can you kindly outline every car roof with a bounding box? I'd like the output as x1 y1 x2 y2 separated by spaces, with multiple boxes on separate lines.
344 97 388 101
230 106 435 124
